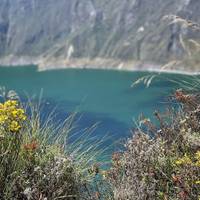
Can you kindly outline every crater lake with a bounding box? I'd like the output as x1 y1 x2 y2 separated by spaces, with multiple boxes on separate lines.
0 65 195 159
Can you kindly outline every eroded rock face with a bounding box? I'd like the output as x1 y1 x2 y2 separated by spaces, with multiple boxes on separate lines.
0 0 199 64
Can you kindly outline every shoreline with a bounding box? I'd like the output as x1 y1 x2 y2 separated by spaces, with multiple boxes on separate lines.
39 64 200 75
0 55 199 75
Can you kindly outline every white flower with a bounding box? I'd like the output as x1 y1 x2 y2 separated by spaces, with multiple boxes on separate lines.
23 187 32 200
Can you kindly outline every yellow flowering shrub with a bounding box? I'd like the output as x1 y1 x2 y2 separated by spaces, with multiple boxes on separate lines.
195 151 200 167
0 100 26 133
175 153 192 165
195 180 200 184
195 151 200 160
0 96 87 200
175 151 200 167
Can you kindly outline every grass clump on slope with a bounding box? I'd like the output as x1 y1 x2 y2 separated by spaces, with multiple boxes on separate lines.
0 89 113 200
0 98 83 199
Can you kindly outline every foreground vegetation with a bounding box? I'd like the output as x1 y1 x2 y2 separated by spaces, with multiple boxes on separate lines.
0 91 112 200
0 87 200 200
108 89 200 199
0 99 84 199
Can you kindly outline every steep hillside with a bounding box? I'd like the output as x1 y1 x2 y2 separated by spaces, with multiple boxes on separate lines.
0 0 199 70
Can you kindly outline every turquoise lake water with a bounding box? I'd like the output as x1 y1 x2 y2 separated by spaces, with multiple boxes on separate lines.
0 66 194 158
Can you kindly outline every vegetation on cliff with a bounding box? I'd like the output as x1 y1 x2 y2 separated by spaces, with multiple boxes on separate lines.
108 89 200 199
0 83 200 200
0 90 112 200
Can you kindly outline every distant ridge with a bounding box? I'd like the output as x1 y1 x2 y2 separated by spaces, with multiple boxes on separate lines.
0 0 199 70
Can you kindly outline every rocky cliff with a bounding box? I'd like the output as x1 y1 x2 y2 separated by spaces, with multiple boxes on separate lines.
0 0 199 70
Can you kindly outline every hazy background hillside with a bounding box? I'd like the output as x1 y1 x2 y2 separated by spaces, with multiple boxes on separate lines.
0 0 199 70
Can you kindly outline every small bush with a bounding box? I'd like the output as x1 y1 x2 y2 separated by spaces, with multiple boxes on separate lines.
0 99 83 199
109 89 200 200
0 93 115 200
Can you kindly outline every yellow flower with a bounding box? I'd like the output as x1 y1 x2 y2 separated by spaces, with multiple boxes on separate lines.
195 180 200 184
0 116 4 123
11 110 18 117
195 160 200 167
175 160 182 165
0 115 8 124
4 100 18 107
9 121 21 132
195 151 200 160
175 154 192 165
0 100 26 133
11 109 26 120
18 109 26 120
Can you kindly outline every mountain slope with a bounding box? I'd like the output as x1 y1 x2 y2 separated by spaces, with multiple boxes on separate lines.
0 0 199 70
